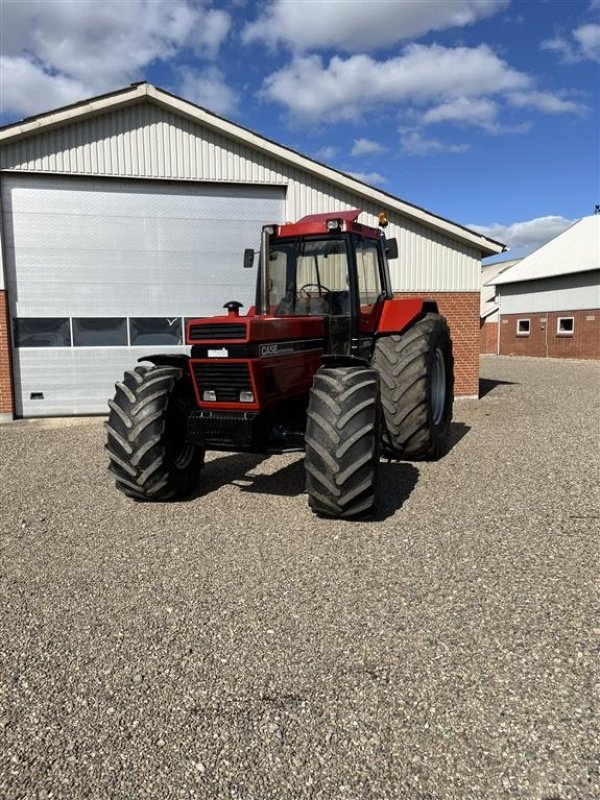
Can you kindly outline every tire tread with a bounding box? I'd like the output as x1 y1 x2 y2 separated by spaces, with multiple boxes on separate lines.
372 313 454 460
305 366 379 518
106 364 203 501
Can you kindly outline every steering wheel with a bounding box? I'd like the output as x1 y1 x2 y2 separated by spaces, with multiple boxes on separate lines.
298 282 331 296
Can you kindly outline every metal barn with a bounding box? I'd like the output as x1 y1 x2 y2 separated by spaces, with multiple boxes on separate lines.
0 83 503 418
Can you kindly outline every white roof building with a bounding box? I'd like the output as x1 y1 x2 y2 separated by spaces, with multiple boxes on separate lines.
494 214 600 286
480 259 520 320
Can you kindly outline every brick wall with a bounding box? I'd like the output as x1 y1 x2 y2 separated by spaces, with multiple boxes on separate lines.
499 309 600 359
0 290 14 416
0 290 482 414
480 319 498 355
394 292 480 396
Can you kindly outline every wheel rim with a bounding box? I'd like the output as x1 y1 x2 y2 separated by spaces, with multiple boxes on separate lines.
431 348 447 426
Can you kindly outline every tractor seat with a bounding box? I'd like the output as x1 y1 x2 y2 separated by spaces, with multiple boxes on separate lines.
294 295 330 316
274 293 330 316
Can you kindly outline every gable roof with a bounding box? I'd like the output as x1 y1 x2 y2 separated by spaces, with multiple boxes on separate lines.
494 214 600 285
0 82 504 257
480 258 520 317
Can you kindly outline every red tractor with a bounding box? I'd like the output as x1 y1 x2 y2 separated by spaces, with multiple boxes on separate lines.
106 210 453 518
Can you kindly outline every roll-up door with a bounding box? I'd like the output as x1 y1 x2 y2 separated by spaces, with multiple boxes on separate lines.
1 175 285 416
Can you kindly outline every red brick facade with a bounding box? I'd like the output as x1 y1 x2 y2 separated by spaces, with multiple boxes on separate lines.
499 309 600 359
395 292 480 396
0 290 481 416
0 290 14 416
480 319 498 355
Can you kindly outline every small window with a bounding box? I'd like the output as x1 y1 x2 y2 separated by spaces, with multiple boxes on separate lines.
130 317 183 346
557 317 574 336
72 318 127 346
516 319 530 336
13 318 71 347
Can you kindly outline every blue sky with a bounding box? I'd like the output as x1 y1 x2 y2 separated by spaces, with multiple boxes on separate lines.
1 0 598 259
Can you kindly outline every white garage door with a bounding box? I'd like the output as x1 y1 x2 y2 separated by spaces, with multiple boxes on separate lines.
1 175 285 416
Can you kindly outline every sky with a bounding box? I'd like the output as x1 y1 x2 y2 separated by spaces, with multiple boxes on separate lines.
1 0 598 260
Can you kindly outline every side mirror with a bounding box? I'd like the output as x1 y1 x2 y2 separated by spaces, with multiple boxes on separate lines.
385 238 398 260
243 248 255 269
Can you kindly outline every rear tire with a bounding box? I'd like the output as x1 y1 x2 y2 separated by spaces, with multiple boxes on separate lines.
305 366 380 519
372 313 454 460
105 364 204 501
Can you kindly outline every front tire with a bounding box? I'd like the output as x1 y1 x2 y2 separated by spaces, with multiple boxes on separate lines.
305 366 380 519
105 364 204 501
372 313 454 460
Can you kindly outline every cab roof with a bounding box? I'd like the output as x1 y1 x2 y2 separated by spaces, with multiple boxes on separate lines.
271 210 381 240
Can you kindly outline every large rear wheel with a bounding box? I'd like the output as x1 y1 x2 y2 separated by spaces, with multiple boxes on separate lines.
372 313 454 460
105 364 204 501
305 366 380 519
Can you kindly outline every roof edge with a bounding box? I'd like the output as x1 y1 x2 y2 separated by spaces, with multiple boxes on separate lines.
480 305 499 319
0 82 505 256
0 83 148 139
494 264 599 286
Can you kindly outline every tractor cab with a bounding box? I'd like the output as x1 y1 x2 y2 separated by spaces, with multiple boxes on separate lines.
249 210 397 359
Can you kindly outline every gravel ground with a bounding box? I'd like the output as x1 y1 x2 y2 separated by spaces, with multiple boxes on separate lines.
1 356 598 800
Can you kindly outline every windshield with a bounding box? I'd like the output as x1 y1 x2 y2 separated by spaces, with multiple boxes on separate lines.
267 238 350 316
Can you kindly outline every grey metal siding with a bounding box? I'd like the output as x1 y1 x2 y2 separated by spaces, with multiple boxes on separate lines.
1 103 479 293
499 272 600 314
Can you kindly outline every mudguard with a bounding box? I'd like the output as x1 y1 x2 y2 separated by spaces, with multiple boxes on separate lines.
376 298 439 336
137 354 191 367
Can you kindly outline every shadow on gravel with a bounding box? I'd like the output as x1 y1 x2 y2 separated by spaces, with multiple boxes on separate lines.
372 462 420 521
187 450 420 520
187 452 303 500
479 377 518 397
447 421 471 452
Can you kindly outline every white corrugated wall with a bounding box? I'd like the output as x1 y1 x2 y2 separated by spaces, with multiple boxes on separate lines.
499 272 600 314
0 102 480 292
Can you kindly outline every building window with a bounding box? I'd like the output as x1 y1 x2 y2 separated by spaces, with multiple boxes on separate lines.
557 317 574 336
516 319 530 336
72 318 128 346
13 318 71 347
129 317 183 346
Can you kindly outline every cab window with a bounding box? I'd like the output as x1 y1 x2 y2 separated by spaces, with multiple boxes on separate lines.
356 238 383 313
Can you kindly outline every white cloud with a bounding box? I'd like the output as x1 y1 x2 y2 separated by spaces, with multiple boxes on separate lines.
506 91 586 115
0 0 231 118
347 171 388 185
314 146 339 161
351 138 387 156
243 0 508 52
0 55 89 117
471 216 577 252
400 131 469 156
261 44 531 121
177 67 239 116
574 23 600 60
421 97 500 129
541 23 600 63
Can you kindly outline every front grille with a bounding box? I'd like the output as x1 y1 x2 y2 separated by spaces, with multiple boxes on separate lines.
192 362 252 403
189 322 246 341
187 411 259 449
